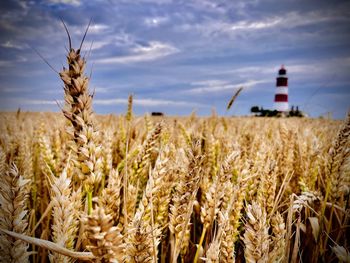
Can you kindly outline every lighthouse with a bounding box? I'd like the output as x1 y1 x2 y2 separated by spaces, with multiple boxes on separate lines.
274 65 288 112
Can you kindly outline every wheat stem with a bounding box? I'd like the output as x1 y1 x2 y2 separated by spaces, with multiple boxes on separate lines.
193 227 207 263
0 228 94 260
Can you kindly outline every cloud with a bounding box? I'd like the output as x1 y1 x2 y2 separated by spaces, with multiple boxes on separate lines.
5 97 204 108
9 99 64 105
187 79 269 94
144 16 169 27
95 41 179 64
187 0 227 13
0 87 32 93
288 57 350 74
88 24 110 34
83 31 136 51
230 17 282 31
83 39 111 51
215 66 276 76
177 18 279 38
94 98 204 107
115 0 173 4
1 41 26 50
191 80 229 86
47 0 81 6
92 86 110 93
0 60 13 67
71 23 110 37
0 56 27 67
177 9 350 38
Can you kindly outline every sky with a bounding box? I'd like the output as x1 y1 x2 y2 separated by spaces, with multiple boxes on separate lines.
0 0 349 119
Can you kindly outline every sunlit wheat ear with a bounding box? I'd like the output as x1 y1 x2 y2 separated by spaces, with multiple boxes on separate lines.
268 212 286 262
205 238 220 263
205 134 219 180
201 151 239 232
101 130 114 183
125 203 161 263
52 128 65 173
153 146 175 228
169 140 202 258
14 135 34 191
130 121 163 184
144 113 153 133
218 171 249 263
119 183 138 229
198 133 216 216
0 161 31 262
276 122 295 195
0 147 5 175
37 124 57 176
296 130 320 192
48 167 81 263
135 145 173 228
130 122 163 207
243 201 270 263
126 94 133 122
328 111 350 201
256 157 278 216
218 151 240 212
216 211 235 263
126 147 170 262
83 207 124 262
98 168 122 223
178 122 192 146
200 179 219 229
59 25 103 218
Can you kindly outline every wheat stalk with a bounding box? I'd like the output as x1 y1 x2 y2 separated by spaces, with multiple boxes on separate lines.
0 228 94 260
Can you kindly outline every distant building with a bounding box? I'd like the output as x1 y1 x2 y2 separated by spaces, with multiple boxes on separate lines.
151 112 164 116
274 65 288 112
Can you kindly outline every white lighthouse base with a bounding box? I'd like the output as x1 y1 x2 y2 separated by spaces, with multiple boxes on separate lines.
274 102 289 112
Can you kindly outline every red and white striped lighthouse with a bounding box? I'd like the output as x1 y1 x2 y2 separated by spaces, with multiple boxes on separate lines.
274 65 288 112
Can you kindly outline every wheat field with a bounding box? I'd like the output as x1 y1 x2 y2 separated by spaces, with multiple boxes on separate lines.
0 44 349 263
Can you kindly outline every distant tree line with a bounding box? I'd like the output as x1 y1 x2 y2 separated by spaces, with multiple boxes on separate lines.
250 106 304 117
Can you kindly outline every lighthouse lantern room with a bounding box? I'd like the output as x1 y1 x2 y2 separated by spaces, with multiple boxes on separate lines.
274 65 289 112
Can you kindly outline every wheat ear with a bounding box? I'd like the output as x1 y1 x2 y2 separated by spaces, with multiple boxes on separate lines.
243 201 270 263
0 160 31 262
328 111 350 201
169 140 202 259
268 212 286 262
47 167 81 263
60 32 103 214
98 168 122 224
83 207 124 262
